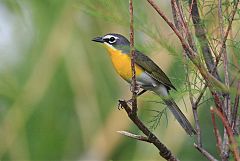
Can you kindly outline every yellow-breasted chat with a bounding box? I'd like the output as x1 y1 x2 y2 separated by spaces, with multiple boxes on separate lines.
92 33 196 136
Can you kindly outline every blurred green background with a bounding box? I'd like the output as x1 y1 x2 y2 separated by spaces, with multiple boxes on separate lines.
0 0 221 160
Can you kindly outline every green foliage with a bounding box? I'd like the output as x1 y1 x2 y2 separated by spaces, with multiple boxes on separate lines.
148 108 168 130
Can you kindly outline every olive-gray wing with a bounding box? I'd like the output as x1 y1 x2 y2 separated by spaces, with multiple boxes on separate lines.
134 50 176 90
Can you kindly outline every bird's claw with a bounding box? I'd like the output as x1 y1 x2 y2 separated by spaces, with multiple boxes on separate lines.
118 99 125 110
118 99 133 110
130 83 140 93
126 98 134 105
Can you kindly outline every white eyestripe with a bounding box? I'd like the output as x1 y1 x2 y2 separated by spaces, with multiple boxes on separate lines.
103 35 119 40
103 35 119 44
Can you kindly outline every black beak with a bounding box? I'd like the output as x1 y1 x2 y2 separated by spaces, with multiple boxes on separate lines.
92 36 104 43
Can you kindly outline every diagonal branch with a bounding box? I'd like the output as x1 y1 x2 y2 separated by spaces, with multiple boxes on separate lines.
118 100 179 161
194 143 218 161
210 108 223 158
194 85 207 108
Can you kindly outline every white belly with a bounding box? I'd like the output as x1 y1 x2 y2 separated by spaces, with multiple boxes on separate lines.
136 72 158 88
136 72 169 97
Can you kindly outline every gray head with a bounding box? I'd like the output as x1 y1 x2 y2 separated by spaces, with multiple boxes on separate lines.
92 33 130 51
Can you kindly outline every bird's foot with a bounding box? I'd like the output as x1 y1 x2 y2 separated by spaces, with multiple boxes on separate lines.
126 98 134 105
118 98 135 110
130 83 140 93
118 99 126 110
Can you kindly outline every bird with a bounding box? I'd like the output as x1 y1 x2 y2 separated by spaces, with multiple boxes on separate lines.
92 33 196 136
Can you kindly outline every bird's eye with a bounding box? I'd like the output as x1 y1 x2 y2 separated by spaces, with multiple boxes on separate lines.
109 37 116 43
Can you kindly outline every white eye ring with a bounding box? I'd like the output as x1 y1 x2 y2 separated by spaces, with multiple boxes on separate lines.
109 37 116 44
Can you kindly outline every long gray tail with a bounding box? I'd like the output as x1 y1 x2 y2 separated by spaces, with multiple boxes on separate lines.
163 98 196 136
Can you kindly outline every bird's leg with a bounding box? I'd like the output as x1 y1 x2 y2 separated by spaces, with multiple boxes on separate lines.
137 89 147 97
118 90 147 110
126 89 147 105
130 82 140 93
118 99 124 110
127 83 140 105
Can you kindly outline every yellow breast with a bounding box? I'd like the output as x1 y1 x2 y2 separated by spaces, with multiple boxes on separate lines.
104 44 144 82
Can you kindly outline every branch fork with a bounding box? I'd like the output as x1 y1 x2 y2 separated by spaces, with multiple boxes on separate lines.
118 100 179 161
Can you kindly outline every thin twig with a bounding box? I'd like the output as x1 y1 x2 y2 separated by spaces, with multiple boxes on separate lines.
192 106 202 147
129 0 137 114
211 107 240 161
117 131 151 143
211 91 224 111
147 0 196 58
172 0 196 51
194 143 218 161
215 0 239 71
119 100 179 161
218 0 231 158
187 0 194 23
194 84 207 108
232 80 240 133
218 0 230 90
227 0 240 136
192 83 206 148
210 108 223 158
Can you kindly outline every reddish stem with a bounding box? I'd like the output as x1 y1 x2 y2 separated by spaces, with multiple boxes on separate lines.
212 107 240 161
